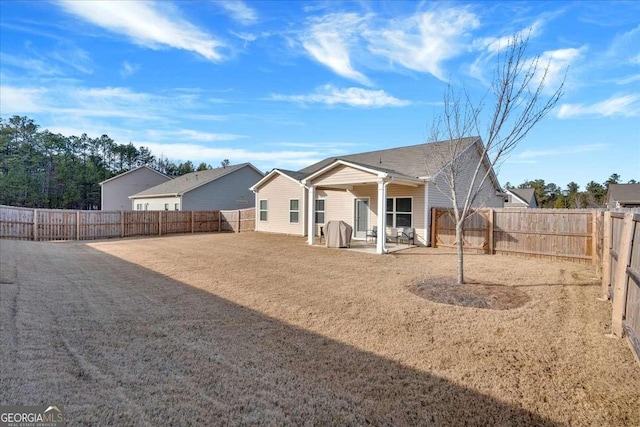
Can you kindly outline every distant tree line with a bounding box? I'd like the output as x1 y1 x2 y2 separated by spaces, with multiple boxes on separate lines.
504 173 638 209
0 116 218 209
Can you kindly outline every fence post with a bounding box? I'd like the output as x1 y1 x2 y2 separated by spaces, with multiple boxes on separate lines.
191 211 195 233
33 209 38 241
601 211 612 299
237 210 241 233
487 209 494 255
76 211 81 240
159 211 163 236
430 208 437 248
218 211 221 232
611 213 634 337
592 210 599 265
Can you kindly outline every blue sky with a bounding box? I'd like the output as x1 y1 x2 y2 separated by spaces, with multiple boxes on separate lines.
1 1 638 189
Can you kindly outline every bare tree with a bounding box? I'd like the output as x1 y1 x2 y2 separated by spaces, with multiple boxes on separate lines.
429 33 565 284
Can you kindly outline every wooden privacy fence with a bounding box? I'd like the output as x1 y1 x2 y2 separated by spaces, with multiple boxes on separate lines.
601 211 640 361
431 208 603 265
0 205 255 241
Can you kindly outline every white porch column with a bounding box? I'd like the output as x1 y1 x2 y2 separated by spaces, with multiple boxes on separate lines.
376 180 387 254
307 185 315 245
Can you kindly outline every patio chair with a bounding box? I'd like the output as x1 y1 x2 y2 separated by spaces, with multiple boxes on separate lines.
399 227 415 245
365 226 377 242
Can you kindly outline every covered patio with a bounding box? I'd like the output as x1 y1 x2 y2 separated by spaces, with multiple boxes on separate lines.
302 159 424 254
312 238 417 254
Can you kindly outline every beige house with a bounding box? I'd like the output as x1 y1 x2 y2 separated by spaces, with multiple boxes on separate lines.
99 165 171 211
250 137 504 254
130 163 263 211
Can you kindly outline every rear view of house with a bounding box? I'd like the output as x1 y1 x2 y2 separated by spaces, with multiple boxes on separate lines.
130 163 264 211
99 165 171 211
251 137 504 253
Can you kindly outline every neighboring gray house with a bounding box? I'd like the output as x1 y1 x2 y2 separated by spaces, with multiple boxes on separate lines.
99 165 171 211
130 163 264 211
251 137 504 253
503 188 538 208
606 183 640 209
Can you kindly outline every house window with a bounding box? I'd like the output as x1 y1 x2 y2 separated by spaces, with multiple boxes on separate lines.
174 203 179 211
386 197 413 227
164 203 169 211
144 203 149 211
289 199 299 223
136 203 142 210
259 199 268 221
315 199 325 224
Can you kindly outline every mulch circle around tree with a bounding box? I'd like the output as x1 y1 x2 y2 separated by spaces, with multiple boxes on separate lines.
408 277 530 310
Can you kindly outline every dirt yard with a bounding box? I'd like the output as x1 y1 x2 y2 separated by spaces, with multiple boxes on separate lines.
1 233 638 426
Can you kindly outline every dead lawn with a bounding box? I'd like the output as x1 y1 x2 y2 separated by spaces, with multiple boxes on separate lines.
1 232 638 426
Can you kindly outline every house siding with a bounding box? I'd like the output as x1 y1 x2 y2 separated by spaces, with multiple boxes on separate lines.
428 147 503 209
131 196 181 211
316 184 428 244
312 165 379 186
255 174 306 235
183 166 262 211
101 167 171 211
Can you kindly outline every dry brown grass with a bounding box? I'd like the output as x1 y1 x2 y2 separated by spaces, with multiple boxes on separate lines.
1 232 639 426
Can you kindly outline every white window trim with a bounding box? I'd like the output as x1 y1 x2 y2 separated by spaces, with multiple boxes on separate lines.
259 199 268 222
314 198 326 224
386 196 413 228
289 198 300 224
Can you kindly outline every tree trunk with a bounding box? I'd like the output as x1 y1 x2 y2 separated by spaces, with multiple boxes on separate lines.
456 221 464 284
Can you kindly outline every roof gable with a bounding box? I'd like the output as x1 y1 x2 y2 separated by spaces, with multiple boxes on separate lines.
606 183 640 204
250 168 306 191
99 165 170 185
131 163 262 198
299 137 480 180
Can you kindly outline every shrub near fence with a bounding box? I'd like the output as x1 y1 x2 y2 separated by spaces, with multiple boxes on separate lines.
0 205 255 241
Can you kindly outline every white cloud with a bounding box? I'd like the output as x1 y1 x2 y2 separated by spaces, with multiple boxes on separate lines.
534 46 586 94
0 86 48 113
147 129 247 142
216 1 258 25
301 13 371 86
120 61 140 77
57 0 225 61
270 84 411 108
365 8 480 81
475 20 544 54
138 141 323 169
299 7 481 84
558 94 640 118
512 143 609 161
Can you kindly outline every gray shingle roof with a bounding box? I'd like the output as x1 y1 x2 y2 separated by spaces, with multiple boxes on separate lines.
509 188 536 205
299 137 480 179
99 165 170 185
606 184 640 204
131 163 252 197
275 169 309 181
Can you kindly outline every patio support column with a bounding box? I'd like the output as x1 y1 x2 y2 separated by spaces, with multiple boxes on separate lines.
307 185 315 245
376 180 387 254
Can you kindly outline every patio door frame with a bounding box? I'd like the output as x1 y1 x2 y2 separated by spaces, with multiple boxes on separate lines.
353 197 370 239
